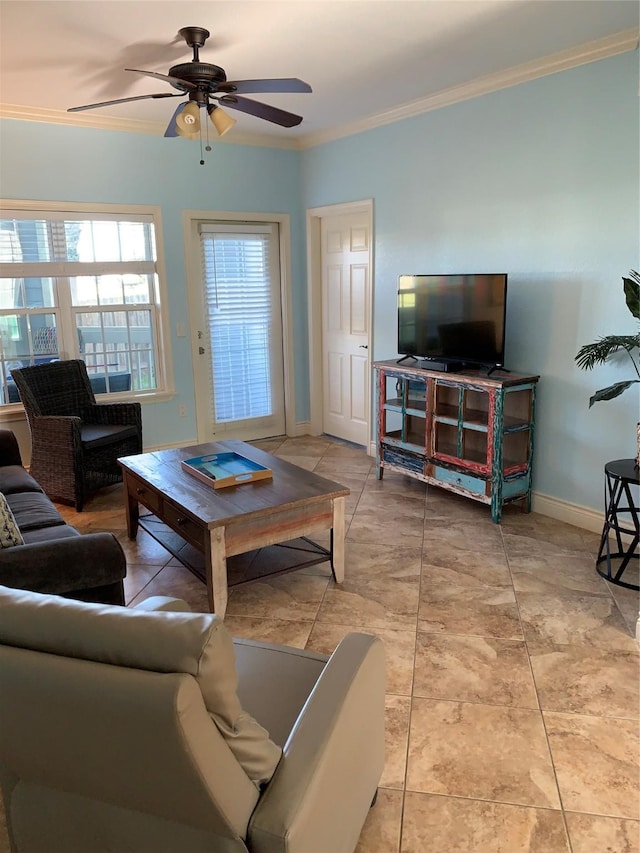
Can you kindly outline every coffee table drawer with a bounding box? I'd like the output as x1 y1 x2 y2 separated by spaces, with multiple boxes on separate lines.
127 473 162 514
163 502 205 551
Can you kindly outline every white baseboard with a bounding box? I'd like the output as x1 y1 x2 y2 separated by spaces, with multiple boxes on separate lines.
534 491 637 553
145 438 197 452
291 421 312 437
531 491 604 533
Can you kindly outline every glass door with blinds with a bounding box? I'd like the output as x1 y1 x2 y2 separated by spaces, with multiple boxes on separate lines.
194 222 285 440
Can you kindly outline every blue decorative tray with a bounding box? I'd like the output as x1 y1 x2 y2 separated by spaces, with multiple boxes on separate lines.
181 452 272 489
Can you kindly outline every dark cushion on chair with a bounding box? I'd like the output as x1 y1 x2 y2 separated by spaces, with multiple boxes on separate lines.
0 466 44 495
5 492 67 531
88 373 132 395
81 424 139 449
5 381 20 404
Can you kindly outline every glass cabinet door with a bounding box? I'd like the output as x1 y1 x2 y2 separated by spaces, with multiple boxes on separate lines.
432 382 490 469
501 387 535 473
380 375 427 452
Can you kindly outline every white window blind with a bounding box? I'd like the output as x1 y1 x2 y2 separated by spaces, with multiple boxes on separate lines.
199 224 276 423
0 212 156 268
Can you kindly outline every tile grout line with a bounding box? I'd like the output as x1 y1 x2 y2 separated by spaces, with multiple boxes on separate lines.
394 480 431 853
501 526 576 852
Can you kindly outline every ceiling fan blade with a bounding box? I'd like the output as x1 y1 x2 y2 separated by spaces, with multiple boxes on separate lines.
164 102 188 137
218 95 303 127
125 68 197 90
220 78 312 94
68 92 183 112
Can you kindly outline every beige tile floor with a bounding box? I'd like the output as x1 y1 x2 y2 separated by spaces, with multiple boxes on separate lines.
11 435 640 852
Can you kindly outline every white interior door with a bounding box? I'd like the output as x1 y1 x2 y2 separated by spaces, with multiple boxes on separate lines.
320 211 371 446
194 222 285 441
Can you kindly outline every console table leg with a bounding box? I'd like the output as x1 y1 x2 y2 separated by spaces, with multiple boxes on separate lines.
331 496 346 583
207 527 228 617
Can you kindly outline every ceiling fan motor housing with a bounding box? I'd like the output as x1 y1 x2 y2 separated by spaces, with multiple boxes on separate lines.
168 62 228 93
170 26 227 95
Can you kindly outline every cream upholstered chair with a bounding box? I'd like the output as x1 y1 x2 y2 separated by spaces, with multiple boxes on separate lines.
0 587 385 853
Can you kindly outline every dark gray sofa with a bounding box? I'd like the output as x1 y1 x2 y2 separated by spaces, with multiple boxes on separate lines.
0 429 126 604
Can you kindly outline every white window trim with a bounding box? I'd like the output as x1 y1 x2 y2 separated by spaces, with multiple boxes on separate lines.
182 209 296 439
0 199 175 411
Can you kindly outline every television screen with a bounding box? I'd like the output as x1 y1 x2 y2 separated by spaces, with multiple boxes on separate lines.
397 274 508 368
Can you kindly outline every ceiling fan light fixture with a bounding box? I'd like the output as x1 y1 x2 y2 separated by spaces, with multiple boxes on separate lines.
176 100 201 137
208 104 236 137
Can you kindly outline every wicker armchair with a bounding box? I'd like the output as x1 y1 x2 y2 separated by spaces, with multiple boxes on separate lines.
11 359 142 511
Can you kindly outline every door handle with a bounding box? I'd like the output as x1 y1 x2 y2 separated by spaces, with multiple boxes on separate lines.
359 345 368 349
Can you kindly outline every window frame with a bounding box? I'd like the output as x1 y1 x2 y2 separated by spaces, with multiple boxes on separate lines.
0 199 175 411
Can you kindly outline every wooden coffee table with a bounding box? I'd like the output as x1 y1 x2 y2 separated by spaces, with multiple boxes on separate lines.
118 439 350 617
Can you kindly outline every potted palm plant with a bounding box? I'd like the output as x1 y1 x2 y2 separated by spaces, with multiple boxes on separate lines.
575 270 640 465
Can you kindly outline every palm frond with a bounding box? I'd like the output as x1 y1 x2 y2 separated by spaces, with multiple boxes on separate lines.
623 270 640 319
589 379 640 407
575 334 640 370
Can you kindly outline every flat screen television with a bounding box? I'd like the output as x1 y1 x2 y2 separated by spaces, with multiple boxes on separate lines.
397 273 508 370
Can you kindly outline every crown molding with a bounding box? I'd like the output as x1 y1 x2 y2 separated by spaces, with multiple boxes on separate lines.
0 104 160 136
298 27 639 149
1 28 637 152
0 103 301 149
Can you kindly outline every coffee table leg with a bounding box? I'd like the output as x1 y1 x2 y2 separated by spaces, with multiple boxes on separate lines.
124 477 139 540
331 496 346 583
206 527 229 617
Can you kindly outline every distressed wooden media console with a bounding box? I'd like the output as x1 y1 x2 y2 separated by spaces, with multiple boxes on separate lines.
119 440 349 616
374 360 539 523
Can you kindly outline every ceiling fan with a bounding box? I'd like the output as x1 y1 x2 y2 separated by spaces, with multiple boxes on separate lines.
68 26 312 149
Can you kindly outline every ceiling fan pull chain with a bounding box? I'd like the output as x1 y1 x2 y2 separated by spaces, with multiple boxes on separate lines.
205 112 212 154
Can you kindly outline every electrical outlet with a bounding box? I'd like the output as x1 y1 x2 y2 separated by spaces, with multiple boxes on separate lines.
178 403 187 417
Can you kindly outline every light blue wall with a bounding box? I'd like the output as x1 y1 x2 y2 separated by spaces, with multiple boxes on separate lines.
301 51 640 513
1 50 638 513
0 121 307 448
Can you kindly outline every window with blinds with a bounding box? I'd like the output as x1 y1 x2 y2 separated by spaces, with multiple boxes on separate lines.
199 223 282 425
0 207 165 404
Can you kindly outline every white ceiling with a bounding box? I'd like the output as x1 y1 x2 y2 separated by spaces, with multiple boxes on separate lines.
0 0 638 146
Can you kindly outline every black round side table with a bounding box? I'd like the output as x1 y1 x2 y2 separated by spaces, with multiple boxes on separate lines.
596 459 639 591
